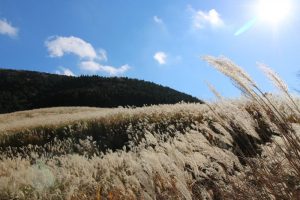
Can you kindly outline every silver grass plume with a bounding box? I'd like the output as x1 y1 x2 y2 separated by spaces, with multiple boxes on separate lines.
202 56 288 122
258 63 300 114
204 81 223 100
258 63 288 94
202 56 259 101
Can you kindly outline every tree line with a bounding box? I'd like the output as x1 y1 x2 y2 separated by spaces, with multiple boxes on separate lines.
0 69 202 113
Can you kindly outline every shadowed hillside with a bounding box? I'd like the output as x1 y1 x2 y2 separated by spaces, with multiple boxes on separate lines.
0 69 202 113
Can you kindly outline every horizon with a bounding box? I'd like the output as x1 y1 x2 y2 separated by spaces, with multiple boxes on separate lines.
1 0 300 100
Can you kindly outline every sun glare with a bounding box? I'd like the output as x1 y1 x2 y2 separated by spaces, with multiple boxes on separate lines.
256 0 292 25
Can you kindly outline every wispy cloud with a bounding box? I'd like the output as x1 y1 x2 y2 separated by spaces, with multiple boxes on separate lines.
153 15 169 33
154 51 167 65
188 6 224 29
55 67 75 76
153 16 164 25
98 49 108 62
80 61 130 75
46 36 130 75
0 18 18 38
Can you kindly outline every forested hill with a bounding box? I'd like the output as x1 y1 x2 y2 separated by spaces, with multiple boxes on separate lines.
0 69 202 113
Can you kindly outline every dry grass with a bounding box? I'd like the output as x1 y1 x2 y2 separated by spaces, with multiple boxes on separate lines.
203 56 300 199
0 98 298 199
0 56 299 199
0 107 112 133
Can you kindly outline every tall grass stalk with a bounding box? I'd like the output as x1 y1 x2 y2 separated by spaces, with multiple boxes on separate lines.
203 55 300 199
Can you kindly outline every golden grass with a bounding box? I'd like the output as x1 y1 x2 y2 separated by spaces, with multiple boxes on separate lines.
0 107 112 134
0 97 297 199
0 56 299 199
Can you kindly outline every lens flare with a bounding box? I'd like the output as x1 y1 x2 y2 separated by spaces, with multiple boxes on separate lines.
235 0 293 36
235 17 258 36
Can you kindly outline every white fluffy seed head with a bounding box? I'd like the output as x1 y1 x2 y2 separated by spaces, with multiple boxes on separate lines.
258 63 289 93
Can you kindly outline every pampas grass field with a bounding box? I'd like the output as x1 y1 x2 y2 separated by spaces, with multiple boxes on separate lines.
0 56 299 199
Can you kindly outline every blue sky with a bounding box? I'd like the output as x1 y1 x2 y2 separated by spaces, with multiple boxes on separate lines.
0 0 300 100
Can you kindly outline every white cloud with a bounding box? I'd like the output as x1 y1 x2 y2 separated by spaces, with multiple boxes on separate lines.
153 16 164 25
45 36 98 60
55 67 75 76
46 36 130 75
154 51 167 65
190 7 224 29
79 60 100 72
80 60 130 76
0 19 18 37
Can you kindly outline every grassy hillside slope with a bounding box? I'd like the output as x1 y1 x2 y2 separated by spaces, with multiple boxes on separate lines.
0 96 299 199
1 57 299 199
0 69 201 114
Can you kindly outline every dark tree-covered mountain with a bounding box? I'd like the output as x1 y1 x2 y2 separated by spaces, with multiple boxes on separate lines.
0 69 202 113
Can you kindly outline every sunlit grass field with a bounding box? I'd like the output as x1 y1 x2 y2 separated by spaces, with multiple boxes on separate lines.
1 57 299 199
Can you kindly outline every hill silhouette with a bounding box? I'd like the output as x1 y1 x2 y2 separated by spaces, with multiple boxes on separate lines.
0 69 202 113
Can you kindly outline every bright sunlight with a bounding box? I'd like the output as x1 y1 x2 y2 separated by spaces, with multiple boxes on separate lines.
256 0 292 25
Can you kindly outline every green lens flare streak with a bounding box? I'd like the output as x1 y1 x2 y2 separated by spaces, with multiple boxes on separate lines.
235 17 258 36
